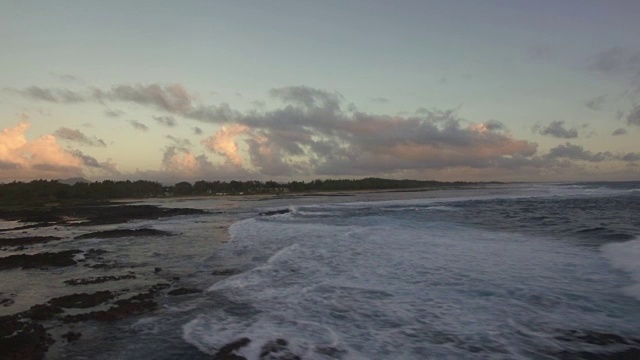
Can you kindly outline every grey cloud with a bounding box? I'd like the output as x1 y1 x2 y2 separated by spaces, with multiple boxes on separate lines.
54 127 107 147
184 103 239 123
225 96 538 175
0 160 22 170
269 86 343 112
485 120 506 131
128 120 149 132
627 105 640 126
589 47 640 75
534 120 578 139
370 97 390 104
98 83 193 114
166 135 192 148
32 163 80 173
10 86 85 103
585 95 607 111
153 115 178 127
612 128 627 136
70 150 121 175
545 143 611 162
621 153 640 162
105 109 124 118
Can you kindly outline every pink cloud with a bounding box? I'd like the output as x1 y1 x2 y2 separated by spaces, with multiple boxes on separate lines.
0 122 84 181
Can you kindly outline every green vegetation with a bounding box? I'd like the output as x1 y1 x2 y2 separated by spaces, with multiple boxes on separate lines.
0 178 489 207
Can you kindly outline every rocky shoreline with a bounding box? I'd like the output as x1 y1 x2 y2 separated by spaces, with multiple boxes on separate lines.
0 202 215 359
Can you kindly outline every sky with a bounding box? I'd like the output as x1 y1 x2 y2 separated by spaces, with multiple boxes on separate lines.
1 0 640 183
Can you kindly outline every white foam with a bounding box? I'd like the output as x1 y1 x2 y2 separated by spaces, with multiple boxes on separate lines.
184 212 640 358
601 237 640 300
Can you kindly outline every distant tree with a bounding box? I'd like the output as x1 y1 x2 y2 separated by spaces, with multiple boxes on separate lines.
173 181 193 196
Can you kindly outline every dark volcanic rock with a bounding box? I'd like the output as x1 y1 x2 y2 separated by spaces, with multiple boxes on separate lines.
63 283 168 323
167 287 202 296
260 338 300 360
0 250 82 270
0 203 206 229
259 209 291 216
75 228 173 240
24 303 63 321
63 331 82 343
214 337 251 360
0 315 53 360
49 291 115 308
64 274 136 285
1 298 14 307
0 236 62 248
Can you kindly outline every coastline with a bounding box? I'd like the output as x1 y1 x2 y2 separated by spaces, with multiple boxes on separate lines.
0 183 521 358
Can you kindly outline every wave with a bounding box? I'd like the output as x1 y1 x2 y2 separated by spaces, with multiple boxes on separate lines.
601 237 640 301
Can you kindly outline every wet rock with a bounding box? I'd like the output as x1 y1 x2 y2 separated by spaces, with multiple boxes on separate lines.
1 298 14 307
49 291 115 308
259 209 291 216
167 287 202 296
84 248 107 259
154 267 162 273
63 331 82 343
24 303 63 321
0 315 53 360
63 283 168 323
214 337 251 360
259 338 300 360
0 236 62 248
0 250 82 270
64 274 136 286
75 228 173 240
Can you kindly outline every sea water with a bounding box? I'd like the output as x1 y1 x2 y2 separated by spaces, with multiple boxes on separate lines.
182 183 640 359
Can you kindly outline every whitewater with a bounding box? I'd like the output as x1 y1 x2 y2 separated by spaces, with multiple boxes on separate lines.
179 182 640 359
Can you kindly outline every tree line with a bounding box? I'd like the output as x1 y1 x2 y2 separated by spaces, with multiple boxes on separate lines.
0 178 487 205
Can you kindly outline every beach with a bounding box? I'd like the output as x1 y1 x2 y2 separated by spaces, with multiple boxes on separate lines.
1 183 639 359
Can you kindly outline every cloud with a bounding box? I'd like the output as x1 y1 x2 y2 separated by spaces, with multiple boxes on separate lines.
589 47 640 76
105 109 124 118
153 115 178 127
166 135 192 148
128 120 149 132
544 143 610 162
269 86 343 111
585 95 607 111
612 128 627 136
95 83 193 113
193 87 541 177
192 126 203 135
0 122 84 181
149 146 252 182
534 120 578 139
621 152 640 162
627 105 640 126
370 97 390 104
54 127 107 147
8 86 85 103
69 149 120 175
201 124 249 166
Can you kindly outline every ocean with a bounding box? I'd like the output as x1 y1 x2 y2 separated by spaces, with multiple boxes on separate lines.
180 182 640 359
4 182 639 359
